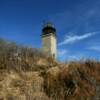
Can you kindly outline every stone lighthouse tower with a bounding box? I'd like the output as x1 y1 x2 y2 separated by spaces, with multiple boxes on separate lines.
42 22 57 58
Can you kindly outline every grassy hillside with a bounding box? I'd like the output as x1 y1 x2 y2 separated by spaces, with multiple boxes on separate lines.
0 39 100 100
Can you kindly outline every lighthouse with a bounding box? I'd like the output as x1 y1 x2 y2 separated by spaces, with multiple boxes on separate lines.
42 23 57 58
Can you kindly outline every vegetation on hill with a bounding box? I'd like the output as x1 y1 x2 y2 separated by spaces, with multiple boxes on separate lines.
0 39 100 100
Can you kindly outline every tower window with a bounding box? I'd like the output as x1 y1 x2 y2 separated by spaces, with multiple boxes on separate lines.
53 54 55 58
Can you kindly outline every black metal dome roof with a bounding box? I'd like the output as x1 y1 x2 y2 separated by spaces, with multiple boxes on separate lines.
42 22 56 36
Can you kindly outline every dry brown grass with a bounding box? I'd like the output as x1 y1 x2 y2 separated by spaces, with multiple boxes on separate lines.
0 39 100 100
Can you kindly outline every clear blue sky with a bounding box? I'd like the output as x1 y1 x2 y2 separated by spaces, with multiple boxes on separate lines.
0 0 100 61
